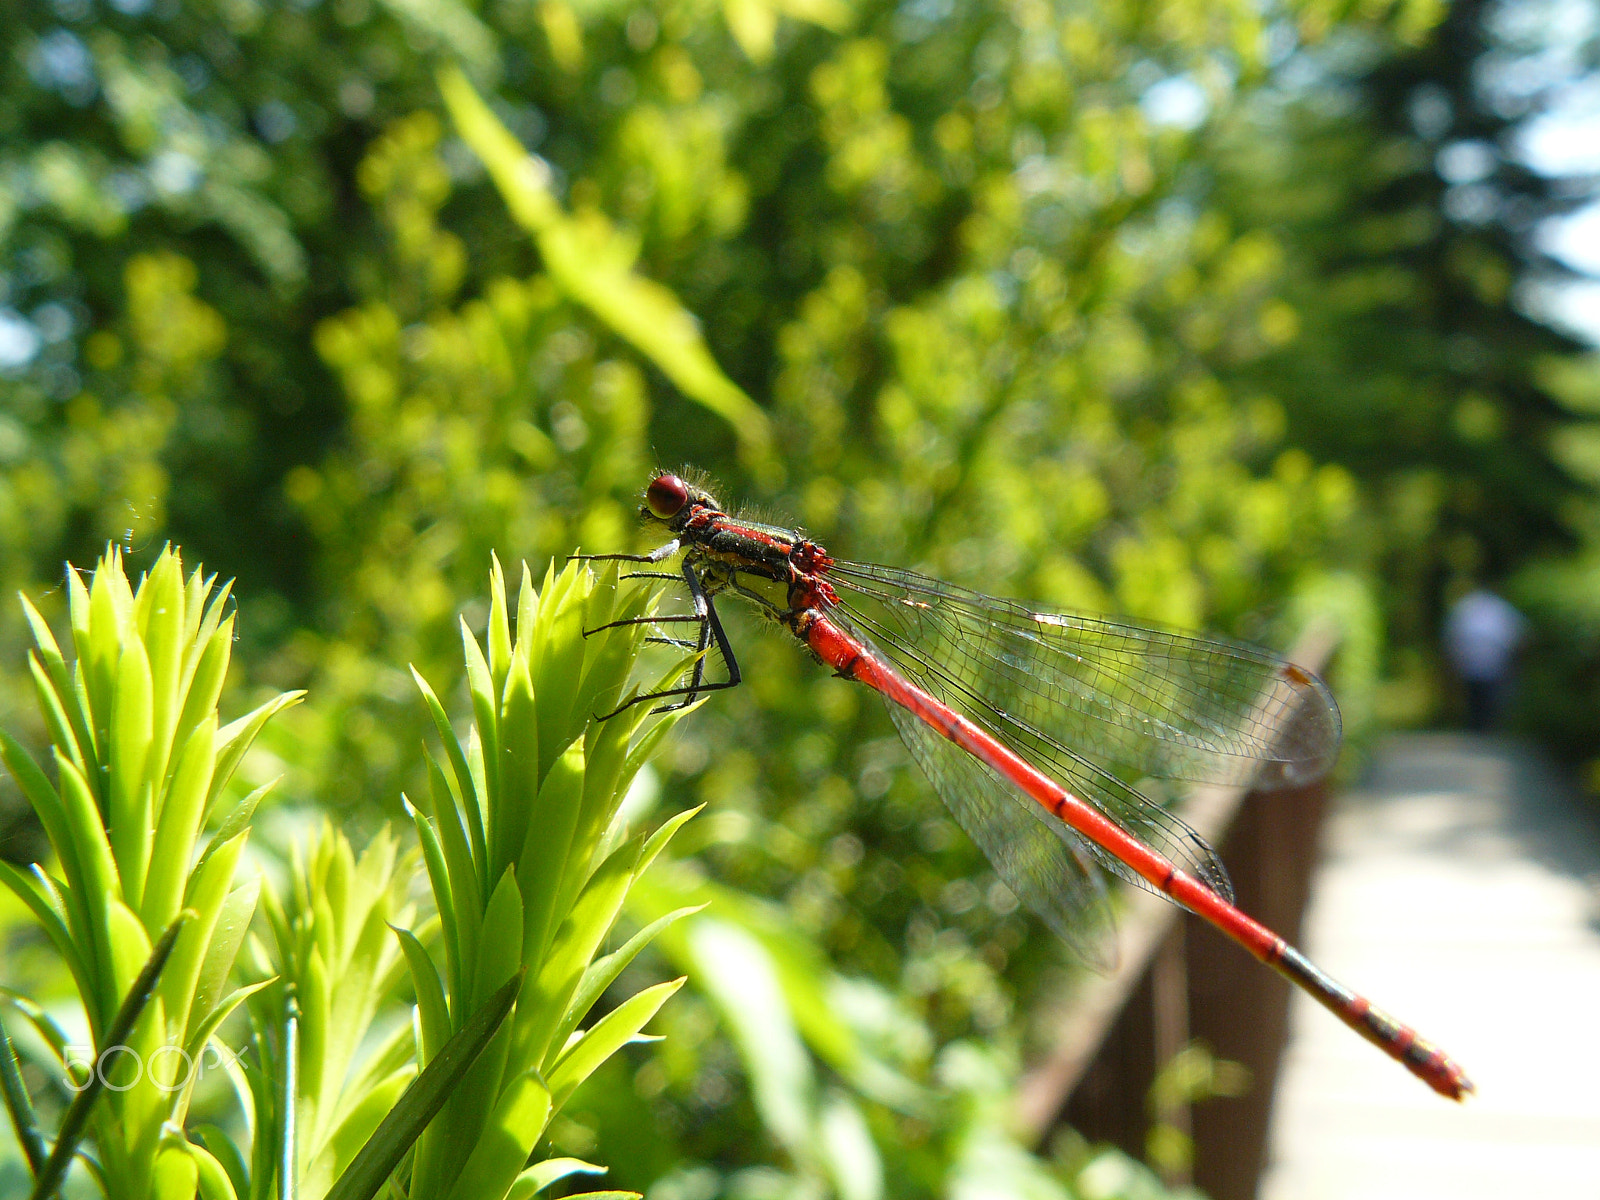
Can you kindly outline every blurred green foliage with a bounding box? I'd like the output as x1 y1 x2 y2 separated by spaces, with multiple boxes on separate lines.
4 0 1599 1191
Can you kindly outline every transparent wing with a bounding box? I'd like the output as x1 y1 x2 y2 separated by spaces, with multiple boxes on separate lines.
836 612 1120 968
827 561 1344 914
830 560 1341 790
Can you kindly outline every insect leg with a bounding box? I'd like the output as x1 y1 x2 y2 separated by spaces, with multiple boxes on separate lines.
598 561 744 718
569 539 683 566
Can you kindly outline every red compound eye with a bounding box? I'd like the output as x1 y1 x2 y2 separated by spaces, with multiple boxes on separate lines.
645 474 690 519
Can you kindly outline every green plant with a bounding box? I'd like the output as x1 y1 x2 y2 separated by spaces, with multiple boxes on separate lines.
232 822 422 1200
398 555 699 1200
0 550 697 1200
0 546 296 1197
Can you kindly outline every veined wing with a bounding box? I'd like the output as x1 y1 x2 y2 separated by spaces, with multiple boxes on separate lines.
833 609 1120 967
833 597 1235 907
828 559 1341 791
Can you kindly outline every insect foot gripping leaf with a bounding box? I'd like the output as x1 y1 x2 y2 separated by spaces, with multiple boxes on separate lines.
398 556 699 1200
0 545 301 1200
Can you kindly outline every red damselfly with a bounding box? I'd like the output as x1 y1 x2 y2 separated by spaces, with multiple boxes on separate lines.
581 471 1472 1101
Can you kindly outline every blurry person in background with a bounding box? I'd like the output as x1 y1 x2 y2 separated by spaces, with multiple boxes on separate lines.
1444 588 1527 733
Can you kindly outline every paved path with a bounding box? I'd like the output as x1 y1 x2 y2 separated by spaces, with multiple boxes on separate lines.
1260 734 1600 1200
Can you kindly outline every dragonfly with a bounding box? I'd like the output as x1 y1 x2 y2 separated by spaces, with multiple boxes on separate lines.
580 470 1472 1101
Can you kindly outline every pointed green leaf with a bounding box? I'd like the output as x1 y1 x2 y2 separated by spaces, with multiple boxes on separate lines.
514 837 641 1068
546 978 684 1108
382 904 438 990
405 797 459 1000
140 548 186 786
552 713 639 922
174 612 232 759
189 1137 242 1200
191 876 261 1034
487 554 512 702
411 664 484 865
494 649 539 883
323 970 523 1200
530 569 587 780
81 554 125 776
451 632 494 873
197 779 275 872
27 865 69 926
67 561 92 654
179 567 213 671
161 829 249 1039
516 738 585 966
173 979 274 1116
573 568 651 733
506 1158 606 1200
109 634 155 903
207 690 305 814
392 927 450 1067
636 806 703 881
465 728 491 848
422 755 482 933
0 730 83 910
152 1140 200 1200
192 1123 249 1200
186 576 232 678
0 990 70 1060
29 909 192 1200
514 564 539 656
473 869 524 1014
441 1070 552 1200
0 861 91 1002
461 621 501 814
550 905 704 1062
21 594 95 768
0 1008 48 1176
56 753 120 1009
524 560 559 683
104 897 155 1030
143 714 217 930
28 654 90 783
577 559 621 650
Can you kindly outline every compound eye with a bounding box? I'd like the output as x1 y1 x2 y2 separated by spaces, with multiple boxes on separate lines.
645 474 690 519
